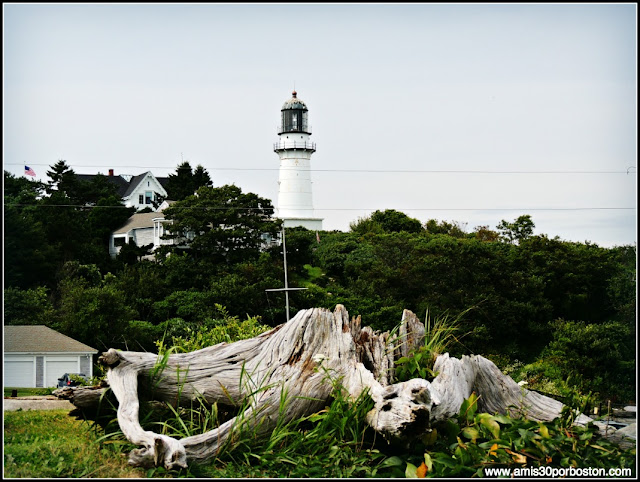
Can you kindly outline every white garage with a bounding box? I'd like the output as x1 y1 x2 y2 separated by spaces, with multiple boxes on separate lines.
3 355 35 388
4 326 97 388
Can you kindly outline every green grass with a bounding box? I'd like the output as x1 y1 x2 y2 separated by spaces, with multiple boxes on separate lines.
4 387 54 397
3 410 158 478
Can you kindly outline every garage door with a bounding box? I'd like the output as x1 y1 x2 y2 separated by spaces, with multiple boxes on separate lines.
4 356 35 388
46 357 80 388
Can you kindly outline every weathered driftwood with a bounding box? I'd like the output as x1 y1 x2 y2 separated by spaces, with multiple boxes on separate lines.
56 305 614 469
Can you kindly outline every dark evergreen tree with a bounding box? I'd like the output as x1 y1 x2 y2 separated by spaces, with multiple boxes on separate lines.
4 172 58 288
45 159 87 203
193 164 213 189
165 162 213 201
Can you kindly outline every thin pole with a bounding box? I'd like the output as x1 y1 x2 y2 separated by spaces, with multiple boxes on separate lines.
265 224 307 322
282 224 290 321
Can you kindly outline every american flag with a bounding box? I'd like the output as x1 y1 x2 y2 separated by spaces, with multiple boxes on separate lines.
24 165 36 177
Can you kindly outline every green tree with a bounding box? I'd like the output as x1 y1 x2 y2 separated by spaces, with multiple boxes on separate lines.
473 225 500 242
45 160 88 203
424 219 468 238
350 209 422 234
123 320 165 352
39 161 132 269
496 215 535 244
543 319 635 401
349 216 385 235
82 173 127 206
192 164 213 190
87 195 136 243
606 245 636 325
4 170 47 201
152 290 221 326
208 255 286 323
161 184 281 265
273 226 317 276
108 262 171 323
4 172 58 288
3 287 56 326
116 240 154 265
513 235 618 323
53 264 137 350
164 162 213 201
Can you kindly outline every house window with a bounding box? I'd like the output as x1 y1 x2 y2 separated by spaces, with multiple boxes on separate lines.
114 237 126 247
139 194 144 204
145 191 153 204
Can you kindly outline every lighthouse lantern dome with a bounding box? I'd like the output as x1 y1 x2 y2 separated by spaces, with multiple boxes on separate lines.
280 90 310 134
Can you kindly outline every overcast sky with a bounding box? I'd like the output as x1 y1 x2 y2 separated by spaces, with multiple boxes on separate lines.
3 3 637 247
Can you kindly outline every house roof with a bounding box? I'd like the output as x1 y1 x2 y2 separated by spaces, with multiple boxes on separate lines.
113 211 165 234
76 172 169 198
76 173 131 197
4 326 98 354
121 173 147 198
120 171 169 199
112 201 174 235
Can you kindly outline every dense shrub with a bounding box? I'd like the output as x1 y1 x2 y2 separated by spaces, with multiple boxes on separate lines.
403 393 636 478
540 319 635 403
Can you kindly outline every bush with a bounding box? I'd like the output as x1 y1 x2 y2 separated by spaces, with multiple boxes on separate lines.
155 305 272 355
404 393 636 478
541 319 635 403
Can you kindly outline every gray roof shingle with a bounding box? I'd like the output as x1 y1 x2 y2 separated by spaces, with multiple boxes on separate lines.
113 211 164 234
76 172 169 198
4 326 98 353
76 173 131 197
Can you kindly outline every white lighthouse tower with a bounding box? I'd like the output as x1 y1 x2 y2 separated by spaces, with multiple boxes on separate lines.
274 91 323 230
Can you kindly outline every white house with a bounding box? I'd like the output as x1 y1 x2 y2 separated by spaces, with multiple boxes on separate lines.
4 326 97 388
119 171 169 211
109 200 189 258
78 169 169 212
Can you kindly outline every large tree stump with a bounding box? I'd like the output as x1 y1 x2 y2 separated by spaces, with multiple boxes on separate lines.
56 305 618 469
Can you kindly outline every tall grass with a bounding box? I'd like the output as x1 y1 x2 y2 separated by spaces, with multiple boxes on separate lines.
422 306 471 364
394 306 471 382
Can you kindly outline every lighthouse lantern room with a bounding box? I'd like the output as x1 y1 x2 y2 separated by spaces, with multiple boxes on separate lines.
274 91 323 230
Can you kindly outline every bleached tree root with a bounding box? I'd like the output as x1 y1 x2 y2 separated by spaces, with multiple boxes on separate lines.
56 305 621 469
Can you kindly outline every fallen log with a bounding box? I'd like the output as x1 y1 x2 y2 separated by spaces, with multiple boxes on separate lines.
56 305 617 469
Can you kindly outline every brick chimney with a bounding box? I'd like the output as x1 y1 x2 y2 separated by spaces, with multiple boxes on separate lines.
108 169 114 176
